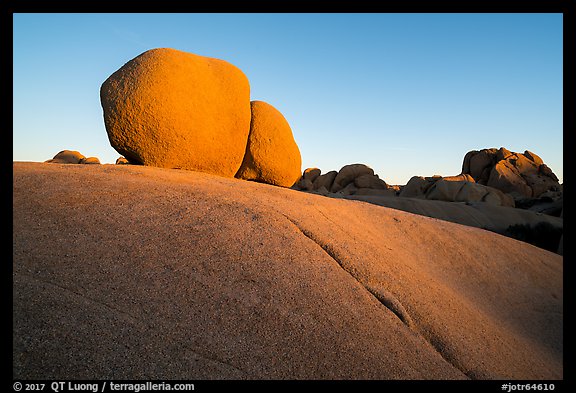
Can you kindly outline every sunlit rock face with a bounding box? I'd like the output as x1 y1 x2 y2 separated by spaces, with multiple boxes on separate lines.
100 48 251 178
235 101 302 188
462 147 561 200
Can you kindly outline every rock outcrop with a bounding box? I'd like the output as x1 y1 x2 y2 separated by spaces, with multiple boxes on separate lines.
115 157 130 165
100 48 252 178
462 147 561 200
13 162 563 379
235 101 302 187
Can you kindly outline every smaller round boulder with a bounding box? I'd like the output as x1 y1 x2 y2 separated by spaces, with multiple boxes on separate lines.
235 101 302 188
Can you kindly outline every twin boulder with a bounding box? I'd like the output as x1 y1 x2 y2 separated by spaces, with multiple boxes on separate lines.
100 48 301 188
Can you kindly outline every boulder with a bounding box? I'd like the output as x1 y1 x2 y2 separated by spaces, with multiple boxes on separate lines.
115 157 130 165
510 153 538 175
523 173 560 198
523 150 544 166
426 180 473 203
79 157 101 165
303 168 321 183
331 164 374 193
496 147 513 162
100 47 251 177
483 189 515 208
296 168 322 191
538 164 558 182
487 161 533 199
235 101 302 187
461 150 478 175
312 186 330 196
469 148 497 184
354 174 388 190
45 150 85 164
401 176 514 207
442 174 475 183
313 171 338 192
398 176 438 198
334 182 358 196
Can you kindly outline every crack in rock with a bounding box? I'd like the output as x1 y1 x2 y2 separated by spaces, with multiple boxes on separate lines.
282 214 474 379
283 215 413 329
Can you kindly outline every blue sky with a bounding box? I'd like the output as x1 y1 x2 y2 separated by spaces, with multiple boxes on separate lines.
13 13 563 185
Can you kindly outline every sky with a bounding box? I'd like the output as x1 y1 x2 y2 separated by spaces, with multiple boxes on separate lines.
13 13 563 185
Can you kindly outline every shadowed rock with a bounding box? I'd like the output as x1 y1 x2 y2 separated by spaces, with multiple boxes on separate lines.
313 171 338 191
331 164 374 193
296 168 321 191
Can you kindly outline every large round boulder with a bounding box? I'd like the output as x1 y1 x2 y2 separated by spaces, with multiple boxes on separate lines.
235 101 302 187
100 48 251 177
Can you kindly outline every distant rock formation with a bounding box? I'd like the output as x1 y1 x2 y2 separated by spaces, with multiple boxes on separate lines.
115 156 130 165
46 150 100 165
462 147 561 200
399 175 514 207
235 101 302 187
294 164 397 197
100 48 252 178
45 150 85 164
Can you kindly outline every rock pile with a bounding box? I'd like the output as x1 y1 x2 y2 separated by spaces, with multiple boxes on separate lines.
294 164 397 197
462 147 561 200
399 174 515 207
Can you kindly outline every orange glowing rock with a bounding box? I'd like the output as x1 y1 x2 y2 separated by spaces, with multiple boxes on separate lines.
236 101 302 187
100 48 251 177
45 150 86 164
